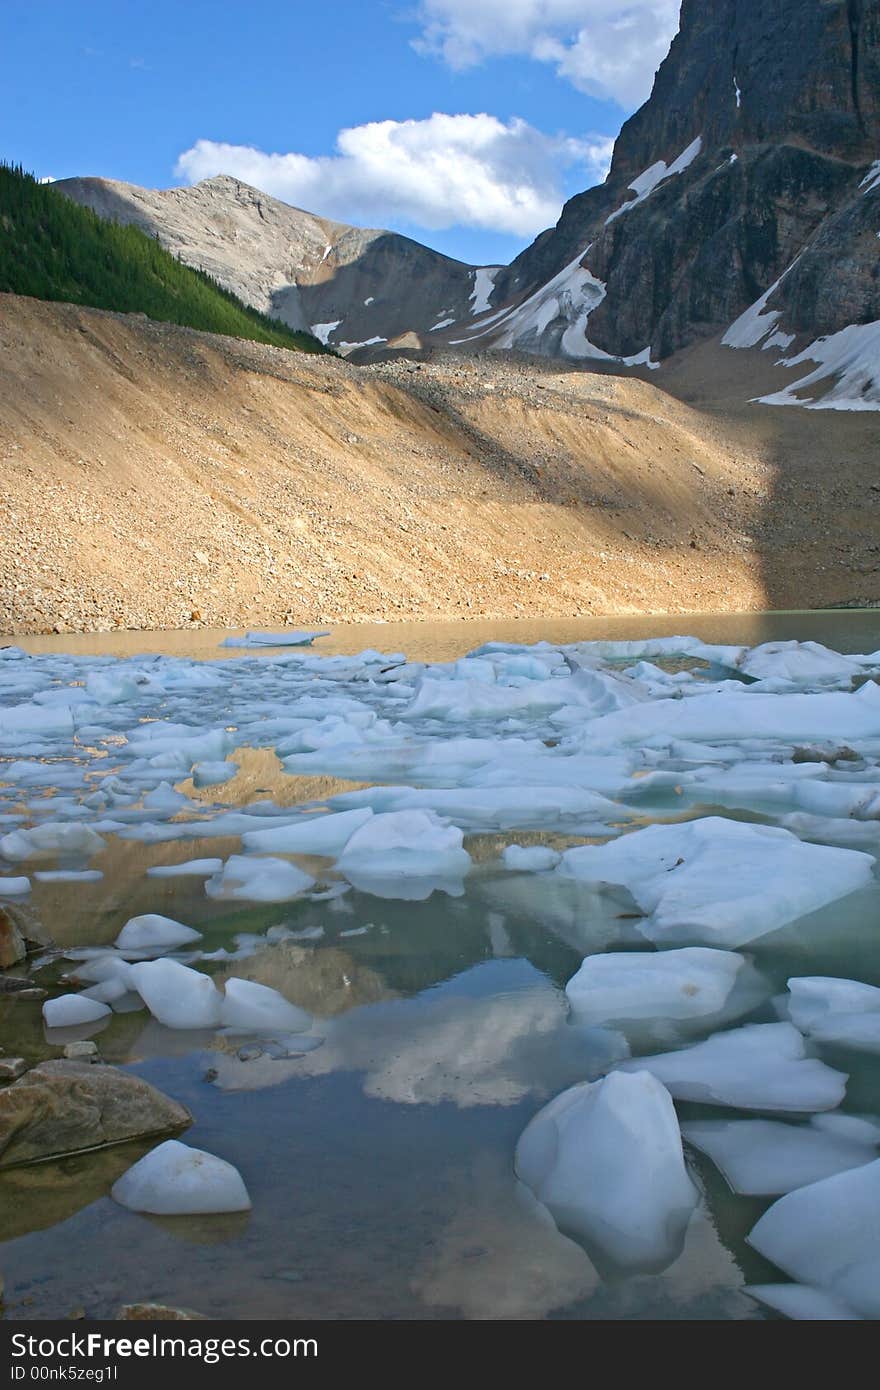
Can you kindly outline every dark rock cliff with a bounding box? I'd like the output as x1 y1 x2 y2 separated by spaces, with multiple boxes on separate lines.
479 0 880 360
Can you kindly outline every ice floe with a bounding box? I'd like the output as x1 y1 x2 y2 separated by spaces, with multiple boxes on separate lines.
745 1283 861 1320
0 876 30 896
747 1158 880 1318
682 1114 880 1194
220 978 312 1034
565 947 768 1044
43 994 112 1027
111 1140 251 1214
616 1022 847 1112
515 1070 698 1270
336 809 471 887
115 914 202 953
787 975 880 1053
0 821 105 862
128 959 223 1029
557 818 873 948
220 630 329 647
205 855 316 902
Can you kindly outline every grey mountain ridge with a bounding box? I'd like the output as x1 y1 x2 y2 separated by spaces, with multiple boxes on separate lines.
56 172 480 348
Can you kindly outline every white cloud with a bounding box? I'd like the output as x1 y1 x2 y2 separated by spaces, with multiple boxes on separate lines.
413 0 681 108
175 114 614 238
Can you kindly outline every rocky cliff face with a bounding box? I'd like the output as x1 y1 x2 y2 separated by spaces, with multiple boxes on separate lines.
56 174 481 351
453 0 880 392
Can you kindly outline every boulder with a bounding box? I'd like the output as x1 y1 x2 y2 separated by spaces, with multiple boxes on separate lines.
0 908 26 968
0 1061 190 1168
119 1304 207 1321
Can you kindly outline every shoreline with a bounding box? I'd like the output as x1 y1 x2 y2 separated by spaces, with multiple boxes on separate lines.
7 608 880 664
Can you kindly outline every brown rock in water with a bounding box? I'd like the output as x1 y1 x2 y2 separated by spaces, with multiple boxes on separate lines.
0 909 26 968
0 975 47 999
119 1303 207 1321
0 903 54 960
0 1061 191 1168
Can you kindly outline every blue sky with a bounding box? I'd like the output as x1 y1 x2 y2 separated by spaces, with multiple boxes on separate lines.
2 1 680 265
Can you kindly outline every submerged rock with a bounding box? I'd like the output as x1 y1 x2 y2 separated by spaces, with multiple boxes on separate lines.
119 1303 207 1320
0 1061 191 1168
0 902 53 965
0 909 26 968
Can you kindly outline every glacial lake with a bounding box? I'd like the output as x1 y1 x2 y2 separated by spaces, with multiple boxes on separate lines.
2 610 880 1321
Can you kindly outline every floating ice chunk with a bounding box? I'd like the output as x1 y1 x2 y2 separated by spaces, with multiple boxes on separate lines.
115 914 202 953
738 641 866 685
515 1070 697 1270
788 975 880 1031
682 1115 880 1194
565 947 767 1045
111 1140 251 1214
557 818 874 948
0 703 75 737
806 1014 880 1052
43 994 112 1027
220 630 328 648
0 821 106 862
586 681 880 747
745 1284 861 1320
616 1022 847 1112
125 723 232 764
192 761 238 787
33 869 103 883
241 808 373 856
330 784 620 833
205 855 315 902
337 809 471 882
787 976 880 1054
82 977 130 1005
68 954 135 987
748 1158 880 1318
84 670 143 704
403 674 603 721
502 845 561 872
142 782 191 814
129 959 222 1029
146 859 224 878
0 876 30 895
220 978 312 1033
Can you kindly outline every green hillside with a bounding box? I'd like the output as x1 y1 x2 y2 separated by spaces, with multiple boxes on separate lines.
0 163 326 353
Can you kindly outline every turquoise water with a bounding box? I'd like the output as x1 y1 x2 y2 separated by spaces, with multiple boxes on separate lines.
2 612 880 1321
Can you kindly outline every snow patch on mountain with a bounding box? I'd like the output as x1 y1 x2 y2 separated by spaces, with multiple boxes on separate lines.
860 161 880 196
470 267 500 316
452 246 658 367
311 321 341 345
605 136 703 226
757 321 880 412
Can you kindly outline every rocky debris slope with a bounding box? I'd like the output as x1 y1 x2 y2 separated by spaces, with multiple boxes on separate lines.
2 294 880 635
56 174 481 353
